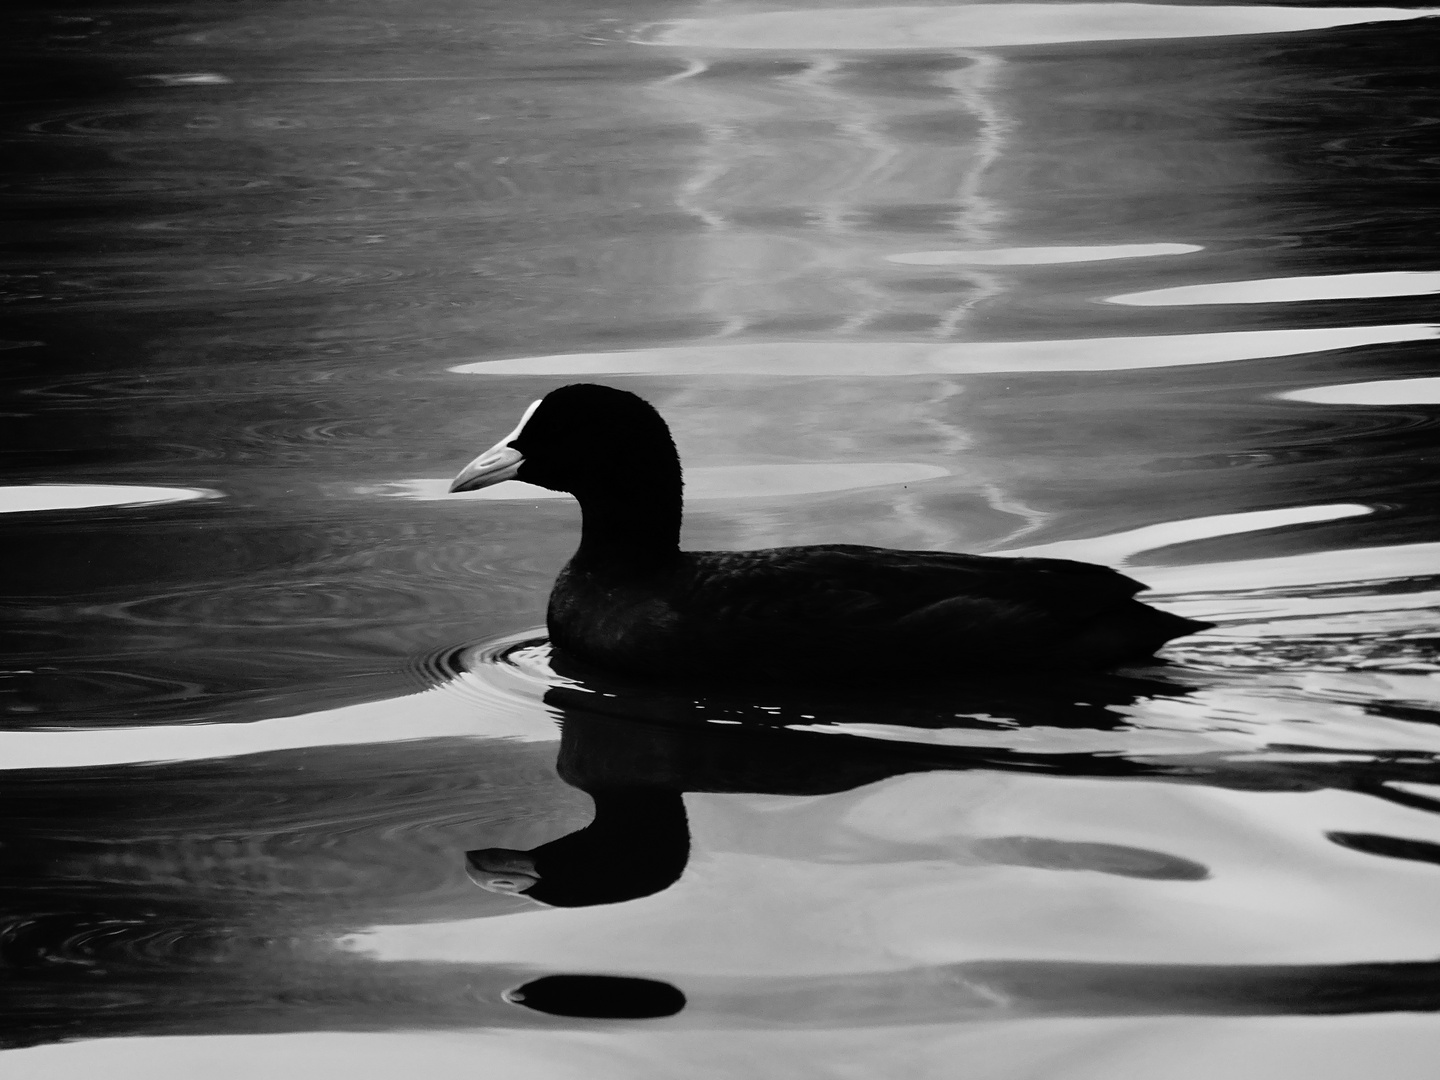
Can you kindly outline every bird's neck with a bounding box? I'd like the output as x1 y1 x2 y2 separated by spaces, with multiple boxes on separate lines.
571 480 682 576
530 788 690 906
587 787 687 832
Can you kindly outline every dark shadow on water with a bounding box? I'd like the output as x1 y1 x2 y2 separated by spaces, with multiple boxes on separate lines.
1328 830 1440 869
506 974 687 1019
543 642 1197 732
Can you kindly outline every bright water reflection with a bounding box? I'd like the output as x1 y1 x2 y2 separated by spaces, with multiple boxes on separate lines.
644 5 1440 50
0 485 220 514
3 0 1440 1072
886 243 1203 265
450 324 1440 376
1284 377 1440 405
1111 270 1440 306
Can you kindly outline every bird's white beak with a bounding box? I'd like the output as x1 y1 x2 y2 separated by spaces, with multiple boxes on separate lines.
449 443 523 493
449 399 541 493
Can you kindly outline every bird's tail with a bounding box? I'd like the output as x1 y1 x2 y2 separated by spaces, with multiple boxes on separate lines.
1062 603 1213 668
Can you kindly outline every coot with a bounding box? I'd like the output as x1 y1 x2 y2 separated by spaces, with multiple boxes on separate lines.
450 384 1209 680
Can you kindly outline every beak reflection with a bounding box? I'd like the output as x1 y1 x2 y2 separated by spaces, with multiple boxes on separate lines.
466 848 540 894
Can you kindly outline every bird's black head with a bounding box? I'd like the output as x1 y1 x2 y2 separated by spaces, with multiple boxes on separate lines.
450 383 681 501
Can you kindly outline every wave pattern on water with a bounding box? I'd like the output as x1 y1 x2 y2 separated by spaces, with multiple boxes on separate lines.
6 0 1440 1064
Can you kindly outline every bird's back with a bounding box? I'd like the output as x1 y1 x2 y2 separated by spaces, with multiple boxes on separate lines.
548 543 1207 681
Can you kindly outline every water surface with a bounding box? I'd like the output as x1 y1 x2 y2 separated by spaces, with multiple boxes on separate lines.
3 0 1440 1075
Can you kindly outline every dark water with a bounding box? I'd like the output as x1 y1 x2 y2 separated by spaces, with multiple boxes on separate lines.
4 0 1440 1074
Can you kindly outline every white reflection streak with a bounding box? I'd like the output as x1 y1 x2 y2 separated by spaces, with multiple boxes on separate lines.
651 43 1017 339
0 485 220 514
1111 269 1440 307
936 52 1011 338
1002 503 1374 565
0 684 559 772
983 481 1052 546
779 55 891 333
1283 376 1440 406
650 56 751 336
657 59 731 232
452 323 1440 375
889 381 973 550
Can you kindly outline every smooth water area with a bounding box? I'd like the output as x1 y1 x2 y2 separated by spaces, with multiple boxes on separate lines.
3 0 1440 1075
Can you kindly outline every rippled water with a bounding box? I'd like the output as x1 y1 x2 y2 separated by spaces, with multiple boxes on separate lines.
4 0 1440 1075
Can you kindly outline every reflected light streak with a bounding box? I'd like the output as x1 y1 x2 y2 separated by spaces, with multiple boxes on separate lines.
650 39 1016 339
781 55 896 333
889 243 1201 265
450 324 1438 377
643 6 1440 51
934 52 1011 338
0 485 220 514
1111 270 1440 307
0 643 560 771
1143 540 1440 595
1002 504 1373 565
1282 376 1440 406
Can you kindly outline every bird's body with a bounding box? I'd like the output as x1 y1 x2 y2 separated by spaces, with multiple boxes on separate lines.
550 544 1198 680
451 384 1209 682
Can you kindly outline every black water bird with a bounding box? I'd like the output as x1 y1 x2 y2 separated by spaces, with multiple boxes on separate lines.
450 384 1209 681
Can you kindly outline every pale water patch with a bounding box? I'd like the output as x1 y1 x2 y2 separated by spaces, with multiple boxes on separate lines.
0 485 220 514
643 6 1440 51
450 325 1437 378
999 506 1439 668
1141 540 1440 595
1282 376 1440 405
887 244 1201 266
373 463 950 502
8 1018 1440 1080
1002 505 1373 565
0 1034 607 1080
1110 270 1440 307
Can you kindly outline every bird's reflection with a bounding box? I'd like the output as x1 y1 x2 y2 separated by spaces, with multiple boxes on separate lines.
467 652 1440 909
467 659 1205 907
468 787 688 907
